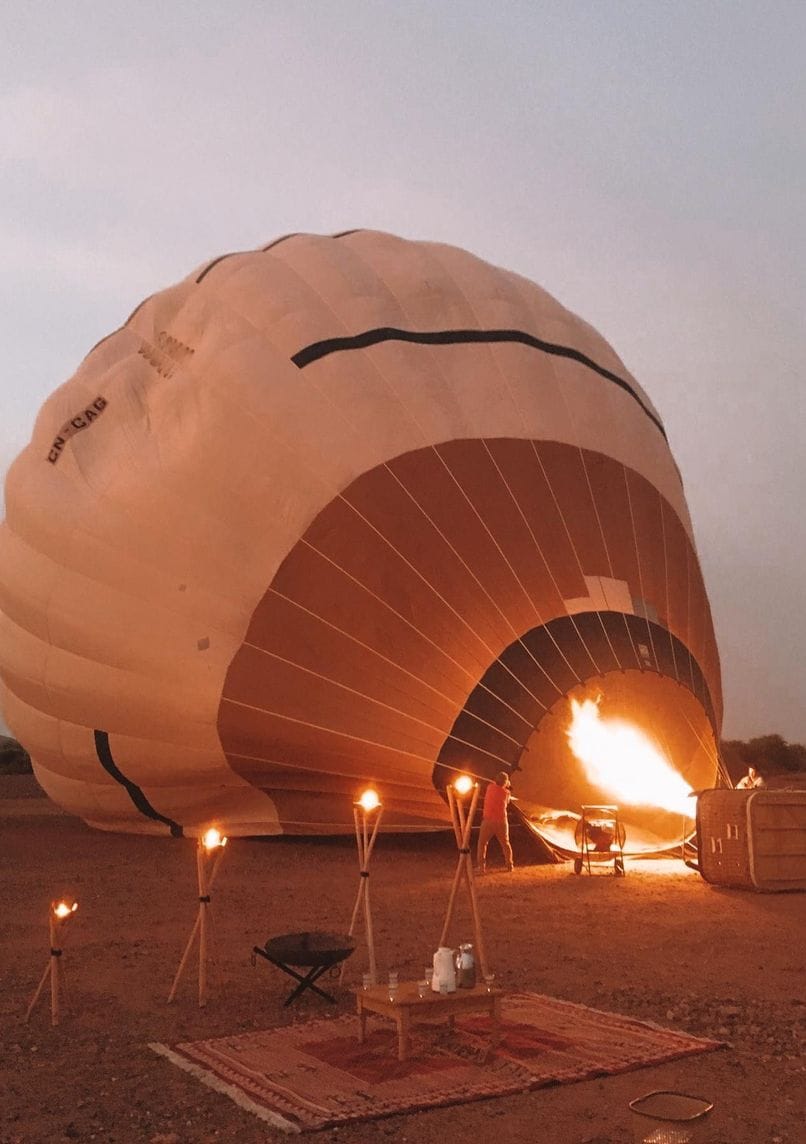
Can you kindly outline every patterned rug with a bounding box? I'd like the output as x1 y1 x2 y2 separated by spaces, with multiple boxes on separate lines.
150 993 724 1133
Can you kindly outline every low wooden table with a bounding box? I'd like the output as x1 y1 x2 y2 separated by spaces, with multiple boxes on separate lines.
356 982 503 1062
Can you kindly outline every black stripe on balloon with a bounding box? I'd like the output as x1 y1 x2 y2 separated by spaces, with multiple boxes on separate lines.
292 327 666 439
93 730 184 837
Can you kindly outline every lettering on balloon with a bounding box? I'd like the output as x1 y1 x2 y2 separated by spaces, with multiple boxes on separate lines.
137 340 176 379
137 331 195 380
156 330 194 364
47 397 108 464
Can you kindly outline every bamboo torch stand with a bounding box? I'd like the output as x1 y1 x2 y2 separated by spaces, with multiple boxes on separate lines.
168 829 227 1007
25 900 78 1027
340 789 383 986
439 779 489 978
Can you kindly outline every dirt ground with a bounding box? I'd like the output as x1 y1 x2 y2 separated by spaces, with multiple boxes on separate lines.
2 777 804 1144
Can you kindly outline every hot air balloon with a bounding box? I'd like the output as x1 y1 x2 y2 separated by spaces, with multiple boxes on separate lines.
0 231 722 852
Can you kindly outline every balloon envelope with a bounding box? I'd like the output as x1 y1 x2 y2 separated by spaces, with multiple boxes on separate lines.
0 231 721 849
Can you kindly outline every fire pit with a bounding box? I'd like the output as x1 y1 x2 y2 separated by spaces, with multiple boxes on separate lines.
252 931 355 1006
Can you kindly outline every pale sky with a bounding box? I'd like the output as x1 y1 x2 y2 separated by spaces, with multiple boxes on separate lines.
2 1 804 742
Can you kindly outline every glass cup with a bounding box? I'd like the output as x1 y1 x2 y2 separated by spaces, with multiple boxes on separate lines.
388 970 399 989
424 968 433 989
483 973 495 993
362 972 372 991
417 979 428 999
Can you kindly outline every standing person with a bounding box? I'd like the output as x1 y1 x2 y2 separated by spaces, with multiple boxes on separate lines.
737 765 766 790
476 771 514 874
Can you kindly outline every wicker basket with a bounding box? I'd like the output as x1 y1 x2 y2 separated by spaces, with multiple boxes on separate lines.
697 788 806 891
696 788 753 888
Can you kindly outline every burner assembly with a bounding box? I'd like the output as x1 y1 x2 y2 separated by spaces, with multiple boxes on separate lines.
573 805 627 876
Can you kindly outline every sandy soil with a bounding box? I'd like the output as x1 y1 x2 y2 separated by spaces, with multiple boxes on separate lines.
2 780 804 1144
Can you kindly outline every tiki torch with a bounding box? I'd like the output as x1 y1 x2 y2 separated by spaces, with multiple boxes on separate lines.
439 774 489 978
168 827 228 1007
342 788 383 986
25 898 78 1026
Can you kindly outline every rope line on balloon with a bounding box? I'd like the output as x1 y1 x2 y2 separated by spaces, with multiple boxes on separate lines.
528 438 625 673
418 449 577 693
297 535 554 716
674 694 727 783
267 595 546 741
480 439 601 678
238 641 529 753
373 463 571 699
333 490 563 704
378 386 592 698
221 693 527 777
622 465 661 669
382 459 582 697
265 587 543 736
265 588 459 704
576 444 643 673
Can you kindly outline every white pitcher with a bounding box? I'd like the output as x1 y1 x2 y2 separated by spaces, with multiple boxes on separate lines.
432 946 457 993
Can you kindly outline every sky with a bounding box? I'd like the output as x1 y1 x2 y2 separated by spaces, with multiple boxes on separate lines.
1 1 804 743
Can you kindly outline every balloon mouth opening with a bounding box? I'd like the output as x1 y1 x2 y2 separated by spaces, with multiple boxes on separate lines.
511 671 717 856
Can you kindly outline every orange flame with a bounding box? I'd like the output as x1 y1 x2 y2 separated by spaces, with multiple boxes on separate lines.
453 774 474 796
202 827 227 851
567 698 692 815
52 900 78 919
357 788 381 812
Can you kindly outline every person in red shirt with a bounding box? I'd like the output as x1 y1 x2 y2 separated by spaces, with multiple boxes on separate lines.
476 771 514 874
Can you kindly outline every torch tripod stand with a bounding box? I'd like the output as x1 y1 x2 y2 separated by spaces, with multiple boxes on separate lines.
439 781 489 978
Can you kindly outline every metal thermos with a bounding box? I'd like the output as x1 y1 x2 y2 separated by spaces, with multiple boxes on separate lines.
456 942 476 988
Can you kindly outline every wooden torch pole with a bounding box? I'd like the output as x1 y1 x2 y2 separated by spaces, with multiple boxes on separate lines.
439 779 489 978
168 830 227 1005
197 838 209 1007
26 900 77 1026
362 802 382 986
342 790 382 986
49 910 61 1026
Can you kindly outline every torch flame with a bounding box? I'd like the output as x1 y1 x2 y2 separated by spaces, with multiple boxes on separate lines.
357 788 380 812
53 900 78 919
453 774 474 796
202 827 227 851
567 698 692 815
